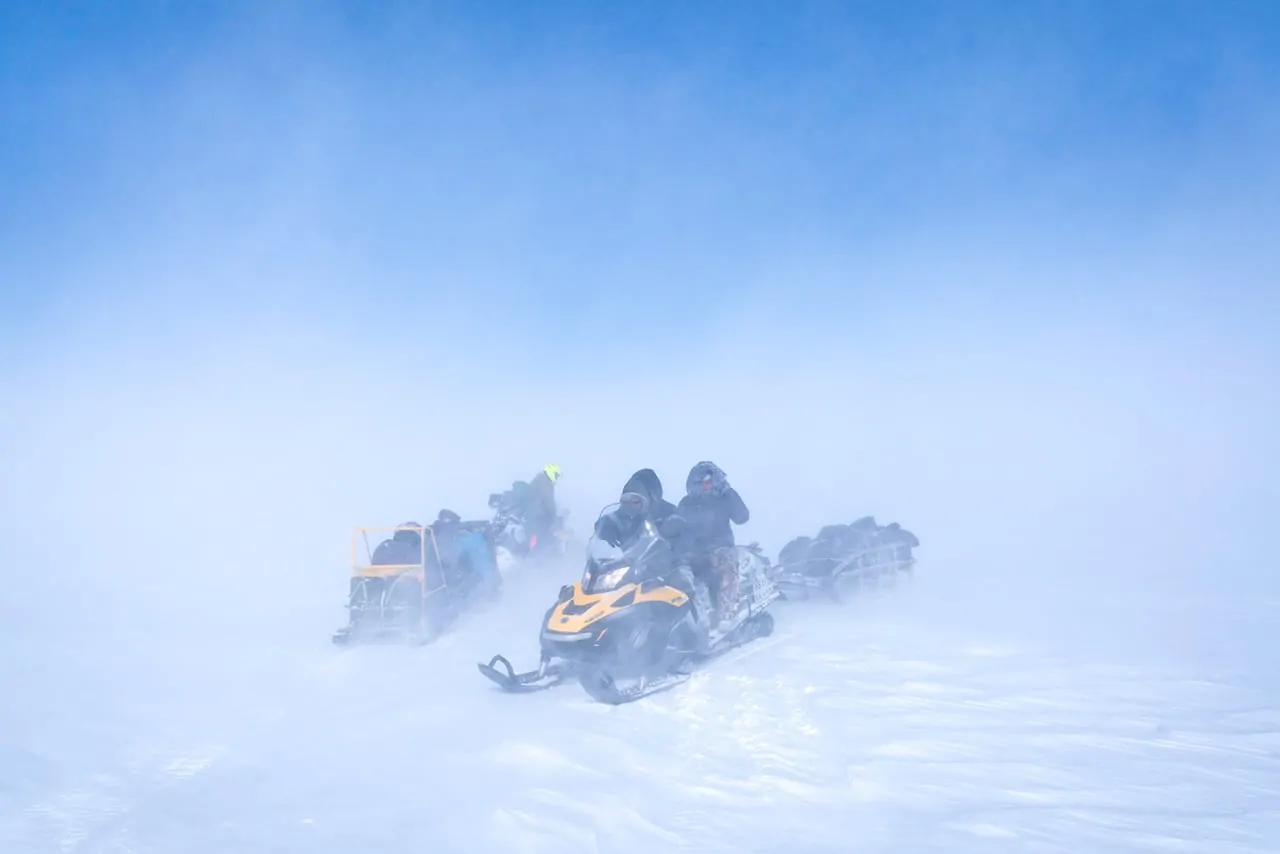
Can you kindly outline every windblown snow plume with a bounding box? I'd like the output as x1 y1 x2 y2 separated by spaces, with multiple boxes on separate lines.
2 2 1278 852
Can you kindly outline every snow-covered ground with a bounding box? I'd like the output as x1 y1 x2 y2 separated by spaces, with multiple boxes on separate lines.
2 555 1277 854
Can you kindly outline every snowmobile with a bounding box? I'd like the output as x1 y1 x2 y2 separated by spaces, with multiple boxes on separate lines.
770 516 918 601
487 492 574 565
332 521 502 646
478 503 780 704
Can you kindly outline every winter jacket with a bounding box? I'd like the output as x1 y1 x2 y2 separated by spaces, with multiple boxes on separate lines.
525 471 558 530
676 488 749 554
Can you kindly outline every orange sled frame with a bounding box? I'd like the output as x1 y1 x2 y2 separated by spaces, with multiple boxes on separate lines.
331 524 448 646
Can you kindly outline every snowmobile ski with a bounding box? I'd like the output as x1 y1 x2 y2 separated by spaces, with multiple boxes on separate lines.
477 654 569 693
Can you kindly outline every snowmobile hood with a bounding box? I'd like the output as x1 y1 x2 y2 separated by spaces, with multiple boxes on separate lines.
545 579 689 636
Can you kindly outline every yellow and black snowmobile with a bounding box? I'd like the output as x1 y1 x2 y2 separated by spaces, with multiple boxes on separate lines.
478 502 779 704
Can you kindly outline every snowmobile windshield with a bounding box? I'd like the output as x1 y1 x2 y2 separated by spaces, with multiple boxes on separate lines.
583 504 662 593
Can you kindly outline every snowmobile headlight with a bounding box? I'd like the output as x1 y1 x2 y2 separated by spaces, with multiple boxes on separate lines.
543 629 593 642
590 566 630 592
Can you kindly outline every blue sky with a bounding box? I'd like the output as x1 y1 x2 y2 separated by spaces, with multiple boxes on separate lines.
4 1 1278 339
1 1 1278 601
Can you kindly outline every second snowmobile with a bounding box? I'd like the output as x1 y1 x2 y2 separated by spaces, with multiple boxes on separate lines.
488 492 575 566
478 503 780 704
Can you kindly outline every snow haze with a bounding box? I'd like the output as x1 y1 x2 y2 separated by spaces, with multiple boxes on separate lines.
2 3 1278 851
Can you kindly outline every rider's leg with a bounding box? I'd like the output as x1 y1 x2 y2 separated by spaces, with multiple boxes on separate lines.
711 547 741 629
673 563 713 651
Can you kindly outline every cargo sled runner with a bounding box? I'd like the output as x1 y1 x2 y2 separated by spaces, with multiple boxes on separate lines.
479 503 780 704
771 516 918 601
333 522 502 646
